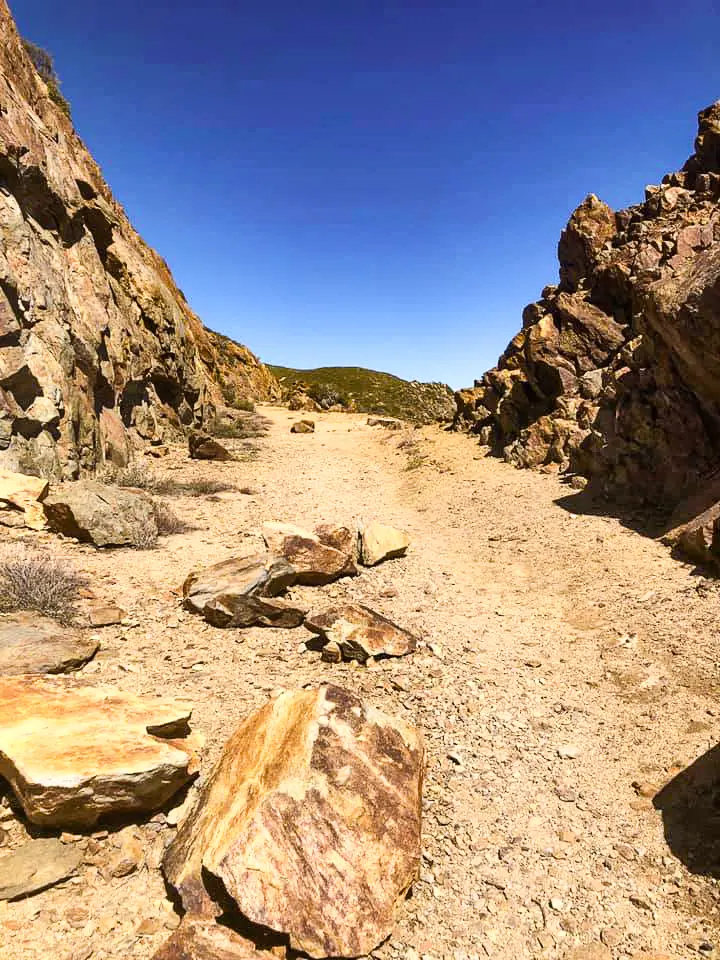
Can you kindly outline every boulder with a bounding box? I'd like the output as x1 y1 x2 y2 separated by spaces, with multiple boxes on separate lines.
0 468 48 530
290 419 315 434
0 612 98 675
183 553 306 628
0 838 82 901
305 603 417 662
163 684 424 959
367 416 403 430
0 676 201 827
152 919 273 960
188 432 232 461
43 480 157 547
358 521 411 566
262 522 357 585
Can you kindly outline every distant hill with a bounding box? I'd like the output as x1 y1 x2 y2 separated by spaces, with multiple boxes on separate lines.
268 365 455 424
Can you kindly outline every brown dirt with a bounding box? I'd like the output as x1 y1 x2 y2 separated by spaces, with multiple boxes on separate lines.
3 406 720 959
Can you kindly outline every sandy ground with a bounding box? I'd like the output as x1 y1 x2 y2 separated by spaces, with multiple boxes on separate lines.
3 405 720 960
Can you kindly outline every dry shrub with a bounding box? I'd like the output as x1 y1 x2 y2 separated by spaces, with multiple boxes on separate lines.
101 464 236 499
151 500 192 536
0 546 87 623
207 412 270 439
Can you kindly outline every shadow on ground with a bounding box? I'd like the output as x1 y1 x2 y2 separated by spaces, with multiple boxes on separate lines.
654 743 720 878
553 485 669 540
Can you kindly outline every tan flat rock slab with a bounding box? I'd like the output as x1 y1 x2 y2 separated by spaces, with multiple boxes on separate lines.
0 612 98 675
0 468 48 530
305 603 417 662
0 676 201 827
358 521 410 566
164 684 424 959
0 838 82 900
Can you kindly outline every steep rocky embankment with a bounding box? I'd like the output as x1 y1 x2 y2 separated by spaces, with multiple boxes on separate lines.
455 102 720 555
0 0 277 480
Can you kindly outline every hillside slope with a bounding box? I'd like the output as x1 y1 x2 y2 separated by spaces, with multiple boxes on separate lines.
269 364 454 423
0 0 277 479
455 102 720 523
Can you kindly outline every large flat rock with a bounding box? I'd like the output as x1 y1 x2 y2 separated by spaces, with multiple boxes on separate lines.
305 603 417 662
0 838 82 901
262 521 357 584
358 521 410 566
163 684 424 959
183 553 305 628
0 612 98 675
0 676 201 827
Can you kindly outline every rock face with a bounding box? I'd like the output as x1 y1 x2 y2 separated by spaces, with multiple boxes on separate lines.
0 838 82 901
43 480 156 546
358 521 410 566
454 101 720 524
305 603 417 662
262 522 357 584
0 1 277 479
0 676 200 826
163 685 424 959
183 554 305 628
0 612 98 674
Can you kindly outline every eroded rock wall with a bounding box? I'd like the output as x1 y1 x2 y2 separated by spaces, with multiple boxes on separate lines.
0 0 277 478
455 102 720 510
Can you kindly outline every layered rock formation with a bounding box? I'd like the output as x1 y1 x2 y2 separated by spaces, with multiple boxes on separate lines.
455 102 720 514
0 1 277 479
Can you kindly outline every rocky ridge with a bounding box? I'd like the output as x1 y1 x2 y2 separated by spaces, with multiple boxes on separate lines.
454 102 720 524
0 0 277 480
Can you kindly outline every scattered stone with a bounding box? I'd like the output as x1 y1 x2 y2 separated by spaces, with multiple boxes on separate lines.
305 603 417 663
86 603 125 627
163 684 424 959
188 432 232 461
367 416 403 430
557 745 582 759
262 522 357 584
43 481 157 547
358 521 411 566
0 838 82 901
0 468 48 530
290 419 315 434
0 676 201 827
152 918 271 959
183 554 305 628
0 613 98 675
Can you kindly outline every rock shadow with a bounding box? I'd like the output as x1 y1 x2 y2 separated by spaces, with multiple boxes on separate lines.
553 484 668 540
654 743 720 878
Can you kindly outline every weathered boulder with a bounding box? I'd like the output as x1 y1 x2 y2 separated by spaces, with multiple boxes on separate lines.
183 554 305 628
43 480 157 547
0 838 82 901
262 522 357 585
0 676 200 827
152 919 273 960
367 416 403 430
358 521 410 566
0 613 98 675
163 685 424 959
290 419 315 434
305 603 417 662
0 468 47 529
188 432 232 461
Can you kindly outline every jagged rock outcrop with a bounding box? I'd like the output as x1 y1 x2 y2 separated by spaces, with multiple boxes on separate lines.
455 101 720 515
0 1 277 479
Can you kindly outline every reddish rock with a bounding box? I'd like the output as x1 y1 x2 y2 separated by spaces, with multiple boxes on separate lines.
305 603 417 662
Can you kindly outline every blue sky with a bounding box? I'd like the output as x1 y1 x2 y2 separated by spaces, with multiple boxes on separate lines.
11 0 720 387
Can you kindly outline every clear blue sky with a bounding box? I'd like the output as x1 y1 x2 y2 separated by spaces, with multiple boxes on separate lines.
11 1 720 387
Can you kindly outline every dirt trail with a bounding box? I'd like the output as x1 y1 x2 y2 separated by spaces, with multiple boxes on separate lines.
3 406 720 960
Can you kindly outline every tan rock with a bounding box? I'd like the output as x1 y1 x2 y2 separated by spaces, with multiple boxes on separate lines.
0 676 201 827
564 947 611 960
183 554 305 628
358 521 410 566
43 480 157 547
367 416 403 430
0 612 98 675
86 602 125 627
0 468 48 529
163 684 424 959
188 433 232 461
305 603 417 662
0 838 82 900
152 918 272 960
262 522 357 584
290 419 315 434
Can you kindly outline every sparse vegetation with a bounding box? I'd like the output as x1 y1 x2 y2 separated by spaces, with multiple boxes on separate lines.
21 39 71 118
0 546 87 623
100 464 236 498
151 499 192 536
268 365 455 423
206 412 270 440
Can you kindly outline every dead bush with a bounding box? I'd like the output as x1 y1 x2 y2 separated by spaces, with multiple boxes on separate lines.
100 464 235 498
0 546 87 623
206 412 270 440
151 499 192 536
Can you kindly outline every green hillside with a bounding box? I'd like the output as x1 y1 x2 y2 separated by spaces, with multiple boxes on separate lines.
268 365 455 424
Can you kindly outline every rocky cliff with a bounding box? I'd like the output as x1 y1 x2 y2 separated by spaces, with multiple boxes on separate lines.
455 102 720 519
0 0 277 479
